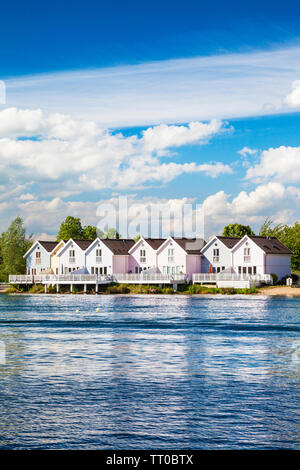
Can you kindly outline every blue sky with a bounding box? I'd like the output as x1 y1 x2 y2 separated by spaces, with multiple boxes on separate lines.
0 1 300 238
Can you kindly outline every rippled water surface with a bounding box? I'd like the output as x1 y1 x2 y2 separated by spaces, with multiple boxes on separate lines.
0 293 300 449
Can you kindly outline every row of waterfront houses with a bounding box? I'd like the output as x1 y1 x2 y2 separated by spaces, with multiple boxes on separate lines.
24 234 293 281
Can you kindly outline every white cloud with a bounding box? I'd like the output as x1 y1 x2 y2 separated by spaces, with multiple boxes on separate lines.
0 107 231 198
203 182 300 234
238 147 257 157
1 182 299 238
142 119 224 151
284 80 300 108
4 46 300 126
246 145 300 183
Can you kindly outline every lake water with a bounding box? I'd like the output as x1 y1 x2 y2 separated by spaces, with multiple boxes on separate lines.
0 293 299 449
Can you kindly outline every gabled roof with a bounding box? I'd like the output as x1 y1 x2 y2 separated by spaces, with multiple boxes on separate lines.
249 236 293 255
172 237 206 254
72 239 94 250
39 241 61 252
200 235 240 253
216 236 241 249
101 239 135 254
23 239 60 258
128 237 166 254
158 236 206 254
143 238 166 250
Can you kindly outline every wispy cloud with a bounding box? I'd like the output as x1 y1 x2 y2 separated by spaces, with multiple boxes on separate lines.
3 46 300 127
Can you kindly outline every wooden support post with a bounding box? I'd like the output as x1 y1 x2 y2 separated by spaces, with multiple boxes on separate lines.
45 284 47 294
84 284 87 294
56 284 59 293
95 283 98 294
70 284 73 294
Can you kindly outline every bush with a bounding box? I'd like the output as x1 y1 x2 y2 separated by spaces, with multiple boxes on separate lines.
161 287 174 295
6 284 22 293
29 284 45 293
106 284 130 294
291 273 299 283
270 273 278 285
47 284 58 293
220 287 237 295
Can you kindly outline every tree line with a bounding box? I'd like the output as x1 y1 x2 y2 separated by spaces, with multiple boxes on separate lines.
0 216 299 281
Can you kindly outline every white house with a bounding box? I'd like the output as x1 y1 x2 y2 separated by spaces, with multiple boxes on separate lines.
128 237 165 273
24 240 61 274
157 237 206 278
232 235 292 279
22 235 292 283
86 238 135 275
200 236 240 273
56 239 93 274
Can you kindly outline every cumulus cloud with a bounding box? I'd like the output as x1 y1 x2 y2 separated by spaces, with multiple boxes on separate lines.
142 119 224 151
284 80 300 108
0 107 231 199
203 182 300 234
246 145 300 183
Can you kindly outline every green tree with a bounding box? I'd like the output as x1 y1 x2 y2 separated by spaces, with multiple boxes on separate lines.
82 225 104 239
0 217 33 280
259 218 300 270
105 228 120 239
57 216 83 241
134 234 141 242
222 223 255 237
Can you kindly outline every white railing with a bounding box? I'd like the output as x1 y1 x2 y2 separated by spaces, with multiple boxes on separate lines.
9 275 33 283
192 273 273 284
113 273 186 282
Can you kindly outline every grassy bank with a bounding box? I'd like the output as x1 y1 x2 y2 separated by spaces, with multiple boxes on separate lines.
6 283 258 295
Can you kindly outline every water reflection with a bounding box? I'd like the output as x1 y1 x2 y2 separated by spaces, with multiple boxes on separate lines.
0 294 299 449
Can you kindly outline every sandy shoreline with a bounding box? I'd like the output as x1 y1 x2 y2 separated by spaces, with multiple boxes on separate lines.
257 286 300 296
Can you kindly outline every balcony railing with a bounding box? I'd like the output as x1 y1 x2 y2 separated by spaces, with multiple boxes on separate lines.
192 273 273 283
69 257 76 264
113 273 186 282
34 274 112 283
96 257 102 263
9 275 34 283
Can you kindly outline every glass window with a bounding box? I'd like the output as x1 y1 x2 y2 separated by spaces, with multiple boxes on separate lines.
253 266 257 275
